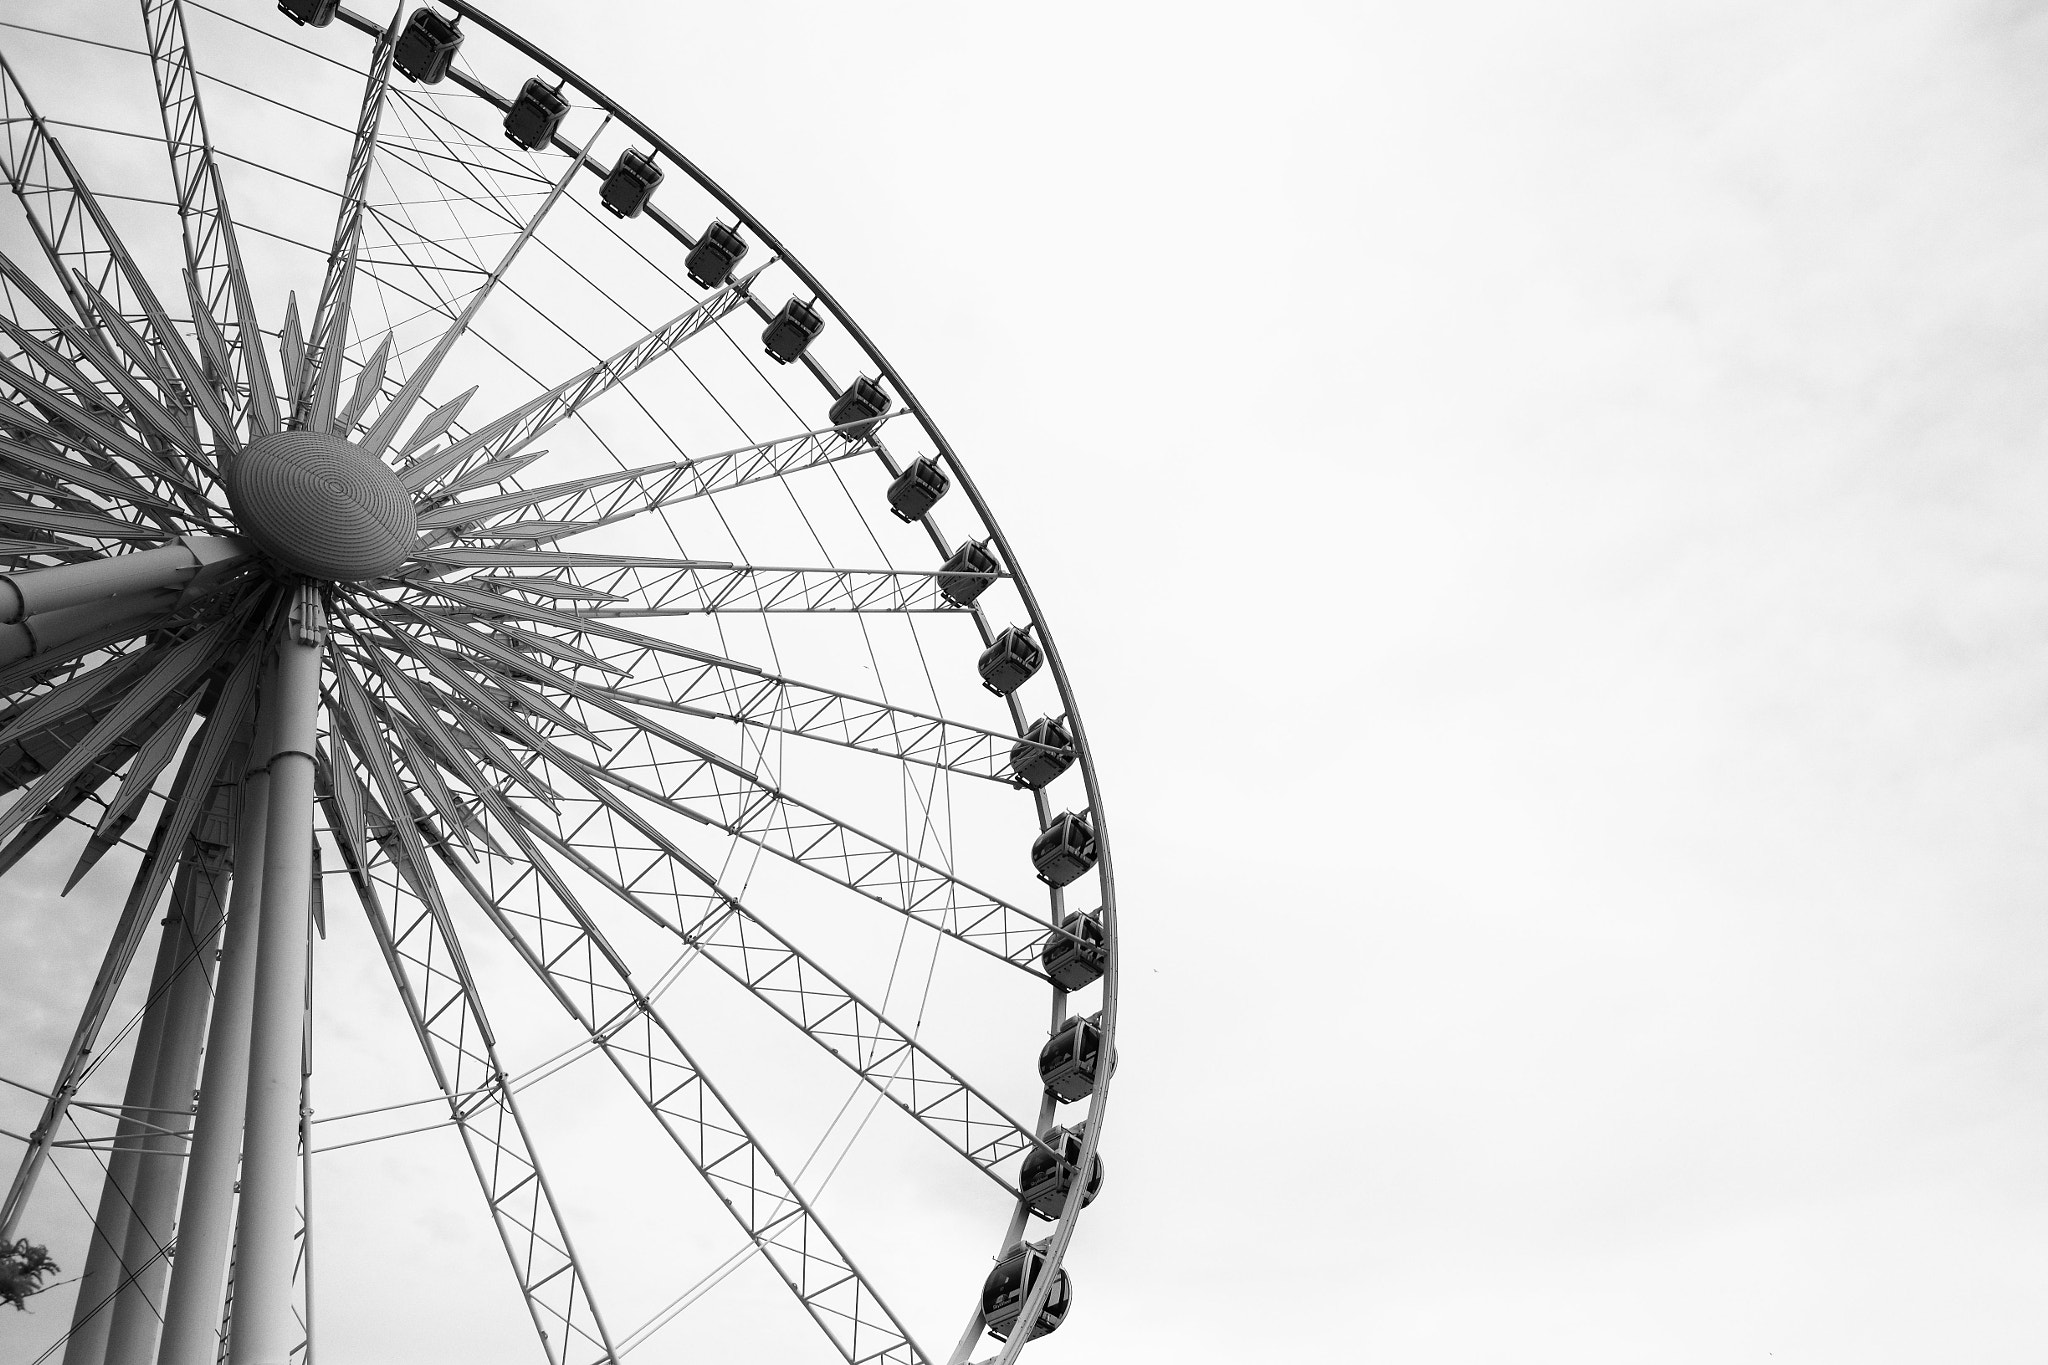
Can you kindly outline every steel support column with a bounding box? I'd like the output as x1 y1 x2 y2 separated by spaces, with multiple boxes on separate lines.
0 536 247 623
225 590 321 1365
60 908 184 1365
103 853 230 1365
157 716 272 1365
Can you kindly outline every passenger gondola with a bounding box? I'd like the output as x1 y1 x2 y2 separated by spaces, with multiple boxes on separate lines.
980 1239 1073 1342
761 297 825 364
976 625 1040 696
600 148 663 218
936 539 999 606
1019 1125 1104 1220
1038 1012 1112 1102
278 0 340 26
887 456 948 521
1009 715 1074 789
829 374 892 440
504 78 570 151
685 220 749 289
1041 909 1107 990
392 8 461 84
1030 811 1096 887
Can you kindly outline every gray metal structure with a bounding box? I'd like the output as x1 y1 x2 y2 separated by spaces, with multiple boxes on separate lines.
0 4 1116 1364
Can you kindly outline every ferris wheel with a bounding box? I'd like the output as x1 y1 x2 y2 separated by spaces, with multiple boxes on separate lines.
0 4 1116 1364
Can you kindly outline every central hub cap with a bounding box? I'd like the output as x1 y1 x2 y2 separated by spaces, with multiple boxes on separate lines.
224 430 418 581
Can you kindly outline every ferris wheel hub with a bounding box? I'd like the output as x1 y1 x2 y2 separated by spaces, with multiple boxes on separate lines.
223 429 418 581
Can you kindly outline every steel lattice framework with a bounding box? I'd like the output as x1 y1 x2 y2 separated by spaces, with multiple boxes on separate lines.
0 5 1117 1365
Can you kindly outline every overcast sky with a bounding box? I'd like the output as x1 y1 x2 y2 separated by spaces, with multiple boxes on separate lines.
9 1 2048 1361
715 1 2048 1358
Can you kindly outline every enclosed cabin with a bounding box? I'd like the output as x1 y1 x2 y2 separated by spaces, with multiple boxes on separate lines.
504 78 570 151
830 375 892 442
1019 1124 1105 1220
762 297 824 364
887 457 948 522
1041 908 1107 990
1039 1011 1112 1103
685 220 749 289
936 539 999 607
278 0 340 25
601 148 664 219
1009 715 1075 790
1031 810 1096 888
393 8 462 84
977 625 1041 696
980 1238 1073 1343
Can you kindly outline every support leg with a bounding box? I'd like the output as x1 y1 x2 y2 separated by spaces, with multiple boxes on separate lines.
225 590 321 1365
158 723 272 1365
103 850 231 1365
60 904 183 1365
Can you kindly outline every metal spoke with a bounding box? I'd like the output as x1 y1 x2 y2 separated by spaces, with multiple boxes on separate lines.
573 756 1055 970
411 552 988 614
0 51 144 344
524 818 1044 1187
373 588 1031 783
604 666 1029 785
144 0 280 436
61 684 203 891
0 350 196 492
295 10 395 429
0 609 238 847
0 254 208 490
353 118 602 460
318 748 619 1365
414 417 893 541
355 621 1032 1181
384 770 931 1365
398 280 755 497
340 616 1058 968
67 266 235 452
0 646 257 1239
0 63 238 499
